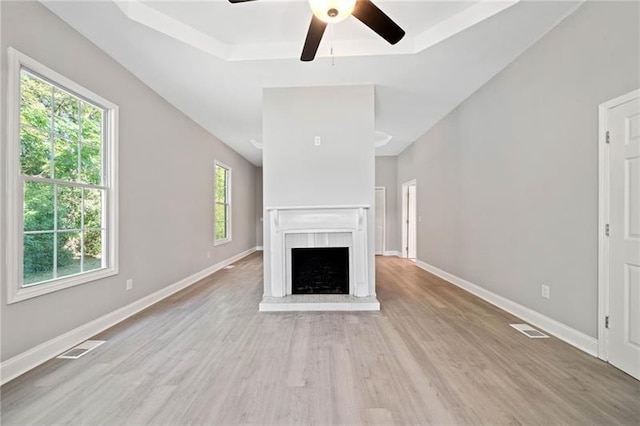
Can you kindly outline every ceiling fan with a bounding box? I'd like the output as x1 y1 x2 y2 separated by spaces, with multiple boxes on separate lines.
228 0 406 61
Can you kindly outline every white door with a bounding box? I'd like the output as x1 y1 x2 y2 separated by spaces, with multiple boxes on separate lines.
408 184 417 260
606 91 640 379
375 187 385 255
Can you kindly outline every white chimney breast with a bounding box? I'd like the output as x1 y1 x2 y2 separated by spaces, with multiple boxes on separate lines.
261 85 377 310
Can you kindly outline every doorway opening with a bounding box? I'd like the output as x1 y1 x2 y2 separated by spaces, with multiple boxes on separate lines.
401 179 417 260
375 187 386 255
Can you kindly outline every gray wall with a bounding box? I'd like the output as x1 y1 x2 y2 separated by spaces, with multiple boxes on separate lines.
397 1 639 338
256 167 263 248
375 157 399 253
262 85 375 296
0 1 257 361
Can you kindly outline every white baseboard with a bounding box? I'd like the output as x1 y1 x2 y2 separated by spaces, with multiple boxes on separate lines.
415 260 598 357
383 250 400 257
0 247 258 386
256 246 264 251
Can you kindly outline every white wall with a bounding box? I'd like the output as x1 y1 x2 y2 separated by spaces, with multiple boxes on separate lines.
262 85 375 296
0 1 257 361
375 157 399 253
397 1 639 338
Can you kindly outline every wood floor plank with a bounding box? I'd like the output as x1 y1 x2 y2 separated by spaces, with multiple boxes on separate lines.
1 253 638 425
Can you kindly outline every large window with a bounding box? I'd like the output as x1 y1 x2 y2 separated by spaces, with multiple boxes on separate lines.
6 48 118 303
214 161 231 244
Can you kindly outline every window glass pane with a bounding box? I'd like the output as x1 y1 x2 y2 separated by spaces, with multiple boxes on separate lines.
57 185 81 230
80 103 102 185
215 203 227 240
53 88 80 139
24 181 54 232
215 222 227 241
83 230 103 272
54 135 79 181
23 232 54 285
53 88 80 182
20 71 52 130
80 143 101 185
56 231 81 278
20 127 51 178
84 188 103 230
215 165 227 202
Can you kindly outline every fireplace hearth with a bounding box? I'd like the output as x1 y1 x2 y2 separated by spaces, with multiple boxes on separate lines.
292 247 349 294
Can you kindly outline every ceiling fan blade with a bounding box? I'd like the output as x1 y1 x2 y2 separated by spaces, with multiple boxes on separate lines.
352 0 405 45
228 0 257 3
300 16 327 62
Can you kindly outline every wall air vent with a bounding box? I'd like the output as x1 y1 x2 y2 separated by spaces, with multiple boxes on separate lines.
57 340 105 359
509 324 549 338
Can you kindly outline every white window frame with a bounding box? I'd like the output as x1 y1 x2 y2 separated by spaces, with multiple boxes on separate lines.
5 47 119 304
214 160 232 245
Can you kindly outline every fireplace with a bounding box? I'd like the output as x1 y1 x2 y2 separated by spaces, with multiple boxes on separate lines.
259 205 379 311
292 247 349 294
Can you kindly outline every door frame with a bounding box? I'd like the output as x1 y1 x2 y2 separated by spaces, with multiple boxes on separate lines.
401 179 417 259
597 89 640 360
375 186 386 255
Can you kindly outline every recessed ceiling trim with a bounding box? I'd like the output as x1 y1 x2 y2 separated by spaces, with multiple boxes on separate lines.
414 0 519 52
374 130 392 147
114 1 231 59
113 0 519 61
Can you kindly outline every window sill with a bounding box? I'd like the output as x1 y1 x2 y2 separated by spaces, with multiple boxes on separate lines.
7 267 118 304
214 238 232 246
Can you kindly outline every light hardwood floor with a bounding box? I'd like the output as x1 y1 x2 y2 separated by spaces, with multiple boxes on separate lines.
1 253 639 425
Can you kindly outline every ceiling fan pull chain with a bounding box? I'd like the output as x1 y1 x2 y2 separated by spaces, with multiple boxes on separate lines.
330 24 335 66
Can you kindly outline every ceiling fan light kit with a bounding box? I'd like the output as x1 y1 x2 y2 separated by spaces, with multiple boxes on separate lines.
309 0 356 23
229 0 405 62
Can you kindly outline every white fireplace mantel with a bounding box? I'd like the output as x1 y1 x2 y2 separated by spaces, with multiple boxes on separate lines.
261 205 377 311
266 205 369 234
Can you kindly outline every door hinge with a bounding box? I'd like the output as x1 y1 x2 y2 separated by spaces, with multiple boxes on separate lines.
605 224 610 237
606 131 610 144
605 316 609 329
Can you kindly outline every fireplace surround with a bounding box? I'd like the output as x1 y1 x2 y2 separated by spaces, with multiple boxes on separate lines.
259 205 379 311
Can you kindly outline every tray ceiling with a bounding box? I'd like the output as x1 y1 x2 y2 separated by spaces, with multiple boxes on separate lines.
42 0 583 165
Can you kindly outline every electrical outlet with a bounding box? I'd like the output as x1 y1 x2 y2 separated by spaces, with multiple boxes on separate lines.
207 251 211 259
126 279 133 291
314 136 321 146
541 285 550 299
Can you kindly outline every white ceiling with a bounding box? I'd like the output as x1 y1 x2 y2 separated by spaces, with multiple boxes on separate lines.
42 0 582 166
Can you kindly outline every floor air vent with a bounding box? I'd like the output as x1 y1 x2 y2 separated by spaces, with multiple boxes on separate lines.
510 324 549 338
57 340 105 359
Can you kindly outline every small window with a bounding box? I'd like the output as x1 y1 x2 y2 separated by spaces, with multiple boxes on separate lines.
214 161 231 244
6 48 119 303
